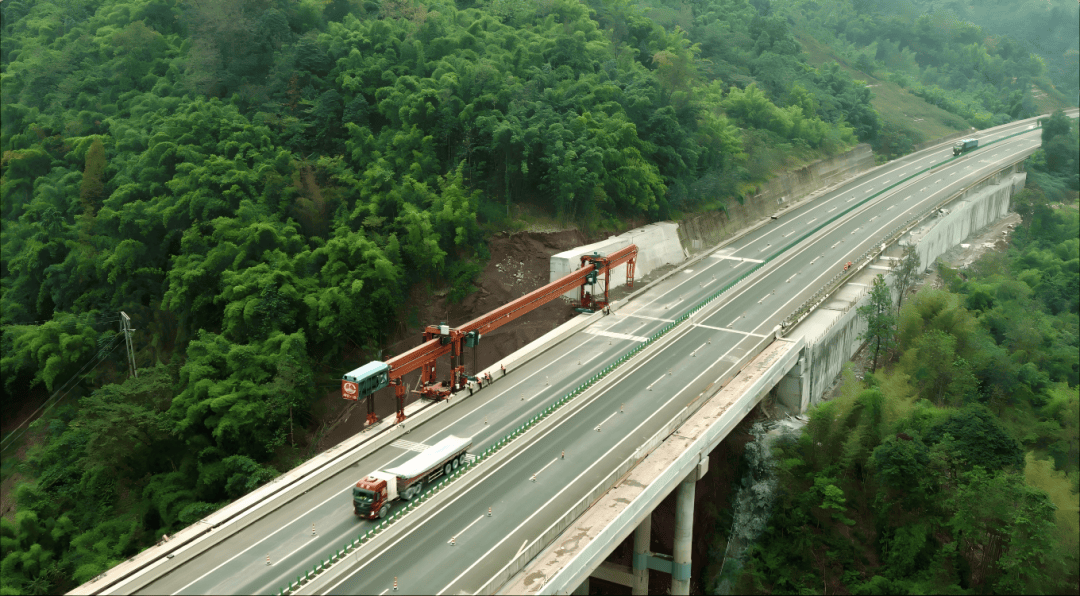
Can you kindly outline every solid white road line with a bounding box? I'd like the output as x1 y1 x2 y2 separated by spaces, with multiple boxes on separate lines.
693 323 767 338
534 457 560 478
449 514 485 543
621 313 675 323
595 410 619 430
499 343 602 398
583 327 649 343
646 374 666 391
390 439 430 453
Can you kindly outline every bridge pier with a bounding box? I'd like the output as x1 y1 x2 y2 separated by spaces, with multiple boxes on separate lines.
572 577 589 595
776 354 809 413
631 514 650 595
671 472 696 594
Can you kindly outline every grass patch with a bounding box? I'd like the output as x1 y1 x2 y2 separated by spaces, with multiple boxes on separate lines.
1028 81 1074 115
795 30 971 144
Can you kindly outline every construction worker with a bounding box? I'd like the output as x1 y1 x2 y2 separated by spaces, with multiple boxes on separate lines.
844 261 852 271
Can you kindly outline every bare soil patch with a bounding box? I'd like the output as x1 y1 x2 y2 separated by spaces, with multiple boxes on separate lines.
314 229 595 451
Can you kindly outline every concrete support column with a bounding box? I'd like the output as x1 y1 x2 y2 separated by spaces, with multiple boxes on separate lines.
632 513 651 595
671 474 696 595
572 577 589 595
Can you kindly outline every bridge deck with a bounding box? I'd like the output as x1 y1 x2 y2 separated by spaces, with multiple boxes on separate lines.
501 337 802 594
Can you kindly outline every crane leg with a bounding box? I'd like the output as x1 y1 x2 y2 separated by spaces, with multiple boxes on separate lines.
395 383 407 424
365 392 377 426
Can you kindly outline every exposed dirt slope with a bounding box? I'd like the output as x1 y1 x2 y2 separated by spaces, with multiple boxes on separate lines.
315 229 588 451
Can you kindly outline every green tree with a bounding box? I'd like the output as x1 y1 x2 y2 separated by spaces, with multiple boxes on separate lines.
890 244 921 315
78 138 106 217
949 468 1058 593
926 406 1024 472
858 274 894 372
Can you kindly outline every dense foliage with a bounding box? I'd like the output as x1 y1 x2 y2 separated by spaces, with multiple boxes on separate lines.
736 187 1079 593
871 0 1079 100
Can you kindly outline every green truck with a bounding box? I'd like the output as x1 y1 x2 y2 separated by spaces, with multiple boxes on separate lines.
953 138 978 156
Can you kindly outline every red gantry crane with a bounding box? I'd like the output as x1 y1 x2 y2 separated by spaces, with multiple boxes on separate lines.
341 245 637 425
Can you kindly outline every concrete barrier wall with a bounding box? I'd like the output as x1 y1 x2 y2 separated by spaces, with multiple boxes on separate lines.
550 222 684 298
798 168 1026 407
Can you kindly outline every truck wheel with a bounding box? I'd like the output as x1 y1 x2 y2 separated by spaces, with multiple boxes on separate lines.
443 462 453 476
451 457 459 471
402 485 415 501
378 504 390 519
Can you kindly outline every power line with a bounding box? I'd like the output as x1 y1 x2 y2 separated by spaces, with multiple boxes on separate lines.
1 312 121 329
0 333 125 453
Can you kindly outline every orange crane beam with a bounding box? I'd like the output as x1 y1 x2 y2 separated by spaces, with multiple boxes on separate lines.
343 245 638 425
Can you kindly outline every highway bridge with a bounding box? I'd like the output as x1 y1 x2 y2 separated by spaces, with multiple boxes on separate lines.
74 112 1074 596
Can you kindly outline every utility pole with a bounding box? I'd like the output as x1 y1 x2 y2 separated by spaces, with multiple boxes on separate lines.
120 311 137 378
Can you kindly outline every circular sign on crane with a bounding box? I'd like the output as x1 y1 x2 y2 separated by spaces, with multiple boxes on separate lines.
342 381 359 400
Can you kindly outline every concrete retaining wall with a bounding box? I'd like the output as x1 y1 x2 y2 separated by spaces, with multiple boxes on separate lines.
904 168 1024 274
790 167 1026 408
550 222 684 298
806 296 868 406
678 144 875 252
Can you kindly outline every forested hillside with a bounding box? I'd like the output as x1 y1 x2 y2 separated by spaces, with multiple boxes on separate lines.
0 0 1073 593
774 0 1075 158
863 0 1079 100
